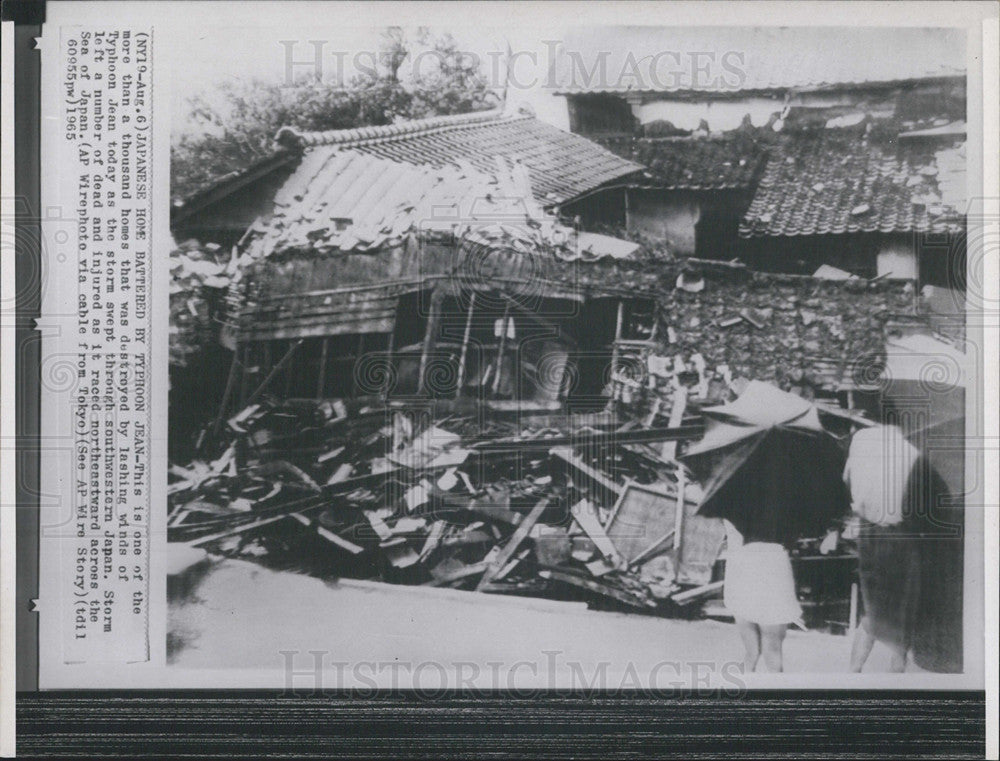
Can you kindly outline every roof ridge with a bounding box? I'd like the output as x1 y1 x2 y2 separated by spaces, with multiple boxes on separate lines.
275 109 529 149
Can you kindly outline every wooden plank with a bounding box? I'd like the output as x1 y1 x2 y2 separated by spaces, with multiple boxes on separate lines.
246 339 304 407
607 299 625 403
629 529 676 567
418 520 447 562
288 513 364 554
671 579 724 605
571 499 622 566
209 351 241 439
454 292 476 399
661 384 688 461
673 467 686 552
539 568 653 609
470 425 704 453
476 497 550 591
424 560 489 587
551 446 622 502
315 337 329 399
491 303 512 397
495 548 531 581
184 513 290 548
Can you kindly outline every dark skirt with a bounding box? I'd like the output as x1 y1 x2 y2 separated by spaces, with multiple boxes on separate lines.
858 519 921 650
911 508 964 673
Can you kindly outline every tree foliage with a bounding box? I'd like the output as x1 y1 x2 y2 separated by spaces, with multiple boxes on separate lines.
172 29 499 200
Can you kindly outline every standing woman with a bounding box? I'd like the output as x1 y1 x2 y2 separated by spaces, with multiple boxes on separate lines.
843 425 922 672
722 518 802 673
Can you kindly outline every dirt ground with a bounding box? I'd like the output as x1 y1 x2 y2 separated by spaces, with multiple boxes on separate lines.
167 555 914 686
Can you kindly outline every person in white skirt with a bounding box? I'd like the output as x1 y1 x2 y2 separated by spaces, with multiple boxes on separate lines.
722 519 802 673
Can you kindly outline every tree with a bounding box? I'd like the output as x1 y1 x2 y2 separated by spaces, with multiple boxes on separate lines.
172 28 499 200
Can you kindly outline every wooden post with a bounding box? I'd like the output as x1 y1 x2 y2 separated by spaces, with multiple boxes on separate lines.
455 292 477 399
608 300 624 405
492 302 511 397
849 581 859 635
673 465 687 553
661 384 688 461
316 337 330 399
381 302 398 401
210 349 241 439
417 287 443 395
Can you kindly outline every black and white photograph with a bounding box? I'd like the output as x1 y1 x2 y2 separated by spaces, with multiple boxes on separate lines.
163 22 977 683
3 1 997 756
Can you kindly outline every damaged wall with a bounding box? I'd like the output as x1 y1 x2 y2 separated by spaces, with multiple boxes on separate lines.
551 256 916 394
652 269 915 392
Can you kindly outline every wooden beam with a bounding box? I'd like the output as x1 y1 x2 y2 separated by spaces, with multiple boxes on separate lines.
551 446 622 503
417 288 444 395
425 560 489 587
184 512 291 548
491 302 512 397
661 384 688 461
246 339 304 407
671 579 724 605
288 512 364 554
210 350 241 439
673 467 687 553
454 291 476 399
476 497 549 591
629 528 676 567
539 568 653 608
315 337 329 399
571 499 622 566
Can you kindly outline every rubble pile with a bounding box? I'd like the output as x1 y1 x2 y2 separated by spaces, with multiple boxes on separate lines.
169 240 233 368
168 396 731 615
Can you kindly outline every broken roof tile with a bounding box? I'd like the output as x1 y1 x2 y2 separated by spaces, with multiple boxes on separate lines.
739 130 966 238
601 135 767 190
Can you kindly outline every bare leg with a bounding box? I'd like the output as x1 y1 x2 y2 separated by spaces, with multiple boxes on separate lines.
735 618 761 673
886 642 907 673
760 624 787 673
850 617 877 673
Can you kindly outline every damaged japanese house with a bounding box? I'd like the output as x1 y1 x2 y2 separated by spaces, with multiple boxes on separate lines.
168 69 966 630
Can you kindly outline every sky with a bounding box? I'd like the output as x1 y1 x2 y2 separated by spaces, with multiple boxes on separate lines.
167 24 574 137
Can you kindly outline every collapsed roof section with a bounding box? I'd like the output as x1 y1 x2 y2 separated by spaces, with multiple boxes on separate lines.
241 149 640 262
228 151 644 343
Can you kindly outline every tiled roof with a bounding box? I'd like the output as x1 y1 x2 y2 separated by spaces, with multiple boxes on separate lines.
554 27 965 94
275 110 642 206
601 136 767 189
243 151 639 262
739 130 966 237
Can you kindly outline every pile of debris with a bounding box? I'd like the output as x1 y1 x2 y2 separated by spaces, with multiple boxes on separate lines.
168 397 730 615
169 240 233 368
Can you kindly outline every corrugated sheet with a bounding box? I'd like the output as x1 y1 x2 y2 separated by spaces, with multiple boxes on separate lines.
740 131 966 237
553 27 965 94
275 110 642 205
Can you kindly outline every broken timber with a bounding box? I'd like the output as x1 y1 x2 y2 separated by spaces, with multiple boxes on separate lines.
476 497 550 591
